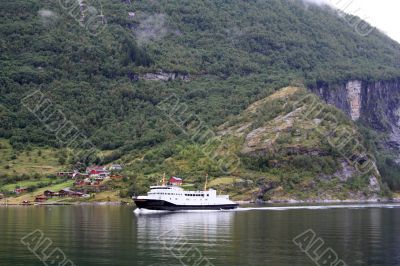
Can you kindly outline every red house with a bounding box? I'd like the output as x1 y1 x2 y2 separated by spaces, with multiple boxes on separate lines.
35 195 48 202
44 190 55 197
14 188 27 194
86 166 110 179
74 180 85 186
169 177 183 186
58 190 69 197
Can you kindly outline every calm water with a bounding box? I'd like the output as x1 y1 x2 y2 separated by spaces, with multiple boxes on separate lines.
1 204 400 265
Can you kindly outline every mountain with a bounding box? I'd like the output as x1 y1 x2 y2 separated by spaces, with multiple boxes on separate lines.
1 0 400 198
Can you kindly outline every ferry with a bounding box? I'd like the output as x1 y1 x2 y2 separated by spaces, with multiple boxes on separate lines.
133 175 238 211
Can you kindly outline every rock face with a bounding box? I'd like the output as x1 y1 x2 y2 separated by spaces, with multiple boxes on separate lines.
310 79 400 161
346 80 362 120
139 71 190 81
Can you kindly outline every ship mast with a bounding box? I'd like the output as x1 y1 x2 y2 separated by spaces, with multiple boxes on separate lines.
162 172 166 186
204 173 208 191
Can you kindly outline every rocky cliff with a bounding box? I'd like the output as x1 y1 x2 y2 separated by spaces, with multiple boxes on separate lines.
213 87 383 201
310 79 400 162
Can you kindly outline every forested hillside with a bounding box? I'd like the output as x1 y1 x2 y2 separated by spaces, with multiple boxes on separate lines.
1 0 400 196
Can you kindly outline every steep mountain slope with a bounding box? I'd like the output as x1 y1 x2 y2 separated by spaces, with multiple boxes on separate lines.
126 87 383 201
1 0 400 194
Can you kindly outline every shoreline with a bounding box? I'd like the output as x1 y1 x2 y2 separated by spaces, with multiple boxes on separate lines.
1 198 400 207
0 201 132 206
236 198 400 205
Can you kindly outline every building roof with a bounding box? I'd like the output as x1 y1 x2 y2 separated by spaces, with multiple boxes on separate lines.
86 166 107 172
169 176 182 182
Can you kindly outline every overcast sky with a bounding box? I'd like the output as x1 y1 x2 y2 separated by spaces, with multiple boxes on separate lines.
309 0 400 43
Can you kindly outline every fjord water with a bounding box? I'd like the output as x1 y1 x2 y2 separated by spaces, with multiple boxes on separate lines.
1 205 400 266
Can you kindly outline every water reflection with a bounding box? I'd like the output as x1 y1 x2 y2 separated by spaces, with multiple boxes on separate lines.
2 206 400 266
135 210 234 241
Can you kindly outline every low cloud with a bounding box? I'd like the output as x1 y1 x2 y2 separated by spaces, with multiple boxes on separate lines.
301 0 331 6
38 9 58 25
38 9 57 18
135 14 169 45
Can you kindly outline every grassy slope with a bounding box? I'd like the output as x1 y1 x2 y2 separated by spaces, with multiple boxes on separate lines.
0 139 64 175
4 180 74 204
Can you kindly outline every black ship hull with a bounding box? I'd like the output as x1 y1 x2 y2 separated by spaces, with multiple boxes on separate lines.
134 199 238 211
